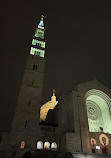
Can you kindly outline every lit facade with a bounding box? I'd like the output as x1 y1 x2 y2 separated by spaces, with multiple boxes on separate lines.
40 90 58 121
86 89 111 134
0 16 111 158
30 15 45 57
0 15 46 152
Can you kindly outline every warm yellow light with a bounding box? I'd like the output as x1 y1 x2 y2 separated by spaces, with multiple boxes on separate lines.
99 134 109 146
40 90 58 121
90 138 96 145
20 141 25 149
44 142 50 150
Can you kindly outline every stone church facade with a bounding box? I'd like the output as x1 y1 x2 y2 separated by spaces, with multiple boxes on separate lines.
0 16 111 157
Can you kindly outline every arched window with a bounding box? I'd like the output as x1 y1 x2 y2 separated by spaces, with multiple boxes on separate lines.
44 141 50 150
35 65 38 70
51 142 57 151
85 89 111 134
37 141 43 150
33 64 35 70
25 121 27 128
20 141 25 149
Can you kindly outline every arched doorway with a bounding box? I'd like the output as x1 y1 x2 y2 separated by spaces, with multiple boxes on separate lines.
51 142 57 151
37 141 43 150
44 141 50 150
85 89 111 134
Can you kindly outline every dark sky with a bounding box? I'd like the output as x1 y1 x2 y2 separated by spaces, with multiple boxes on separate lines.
0 0 111 131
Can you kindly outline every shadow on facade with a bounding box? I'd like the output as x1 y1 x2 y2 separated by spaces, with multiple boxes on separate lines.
22 150 73 158
22 150 111 158
22 150 31 158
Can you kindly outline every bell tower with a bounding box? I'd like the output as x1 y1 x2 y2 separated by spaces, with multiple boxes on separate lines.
6 15 46 149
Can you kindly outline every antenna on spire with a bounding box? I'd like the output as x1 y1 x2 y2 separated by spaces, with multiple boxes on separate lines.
41 15 44 21
53 90 55 96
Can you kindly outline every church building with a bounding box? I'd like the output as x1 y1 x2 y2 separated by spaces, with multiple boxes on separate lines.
0 16 111 158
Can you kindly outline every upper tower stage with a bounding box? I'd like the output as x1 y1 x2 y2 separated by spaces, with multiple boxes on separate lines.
30 15 46 58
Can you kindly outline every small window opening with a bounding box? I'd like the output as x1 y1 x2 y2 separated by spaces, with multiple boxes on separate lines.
34 51 37 55
35 65 37 70
37 51 39 56
33 65 35 70
20 141 25 149
33 65 37 70
25 121 27 128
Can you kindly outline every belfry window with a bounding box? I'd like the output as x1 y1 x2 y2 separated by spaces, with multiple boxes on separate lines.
34 51 36 55
37 51 40 56
33 65 35 70
35 65 38 70
33 64 38 70
29 100 31 105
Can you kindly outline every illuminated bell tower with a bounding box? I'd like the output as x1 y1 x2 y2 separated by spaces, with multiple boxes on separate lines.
7 15 46 149
30 15 45 57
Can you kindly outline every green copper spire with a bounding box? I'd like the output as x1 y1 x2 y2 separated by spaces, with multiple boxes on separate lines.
30 15 46 58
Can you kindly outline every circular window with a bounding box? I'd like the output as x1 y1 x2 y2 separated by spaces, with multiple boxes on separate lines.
85 89 111 133
87 100 101 120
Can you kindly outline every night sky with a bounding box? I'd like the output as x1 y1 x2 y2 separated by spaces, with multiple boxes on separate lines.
0 0 111 131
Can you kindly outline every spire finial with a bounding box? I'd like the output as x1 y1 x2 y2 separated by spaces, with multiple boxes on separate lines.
38 15 44 29
41 15 44 21
51 90 56 102
53 90 55 96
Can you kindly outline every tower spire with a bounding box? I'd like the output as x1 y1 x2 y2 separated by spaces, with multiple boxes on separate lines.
41 15 44 21
30 15 46 57
51 90 56 102
53 89 55 96
38 15 44 29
